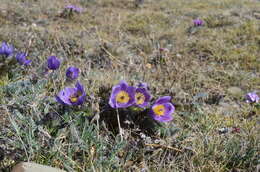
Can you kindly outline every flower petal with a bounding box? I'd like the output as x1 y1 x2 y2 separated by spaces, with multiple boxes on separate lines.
119 80 129 90
47 56 60 70
24 59 32 66
164 102 175 115
109 85 122 108
75 81 84 93
66 67 80 80
137 82 148 89
155 96 171 104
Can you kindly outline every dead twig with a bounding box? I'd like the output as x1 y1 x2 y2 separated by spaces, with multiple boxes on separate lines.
145 143 183 152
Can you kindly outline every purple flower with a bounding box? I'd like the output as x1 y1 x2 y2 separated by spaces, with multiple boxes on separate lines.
47 56 60 70
16 52 31 66
135 83 151 108
193 19 203 27
0 42 14 57
137 82 148 89
65 4 83 13
109 80 135 108
245 92 259 103
159 48 169 52
66 66 80 80
149 96 175 122
56 81 86 106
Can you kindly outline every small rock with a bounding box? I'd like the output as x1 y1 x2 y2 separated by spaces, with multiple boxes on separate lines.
217 101 240 116
32 23 37 27
227 87 244 97
253 11 260 19
256 164 260 172
115 46 128 56
218 127 229 134
11 162 65 172
176 53 181 58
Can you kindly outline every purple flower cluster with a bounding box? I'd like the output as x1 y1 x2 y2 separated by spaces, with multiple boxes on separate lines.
44 56 83 106
0 41 32 66
193 19 203 27
16 52 31 66
0 42 84 106
0 42 13 57
109 80 174 122
245 92 259 103
65 4 83 13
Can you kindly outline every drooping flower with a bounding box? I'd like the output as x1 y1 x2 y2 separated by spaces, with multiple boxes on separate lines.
245 92 259 103
159 48 169 53
231 127 240 133
66 66 80 80
47 56 60 70
134 82 151 108
149 96 174 122
193 19 203 27
56 81 86 106
65 4 83 13
109 80 135 108
16 52 31 66
0 42 14 57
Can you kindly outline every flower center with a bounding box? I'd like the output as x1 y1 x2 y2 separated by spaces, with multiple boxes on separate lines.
153 104 165 116
135 92 145 105
70 96 78 103
116 91 130 104
69 91 82 103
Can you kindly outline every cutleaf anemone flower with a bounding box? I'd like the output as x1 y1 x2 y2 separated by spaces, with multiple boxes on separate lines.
66 66 80 80
0 42 13 57
65 4 83 13
56 81 86 106
245 92 259 103
149 96 175 122
134 82 151 108
47 56 60 70
109 80 135 108
193 19 203 26
16 52 31 66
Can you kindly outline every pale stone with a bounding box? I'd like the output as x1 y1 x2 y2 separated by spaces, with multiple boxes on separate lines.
227 87 244 97
11 162 66 172
253 12 260 19
217 101 240 116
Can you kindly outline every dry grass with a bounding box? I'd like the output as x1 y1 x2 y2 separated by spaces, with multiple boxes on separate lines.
0 0 259 171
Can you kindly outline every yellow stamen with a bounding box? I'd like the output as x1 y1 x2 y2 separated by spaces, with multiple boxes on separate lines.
153 105 165 116
69 90 83 103
135 92 145 105
70 97 78 103
116 91 130 104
